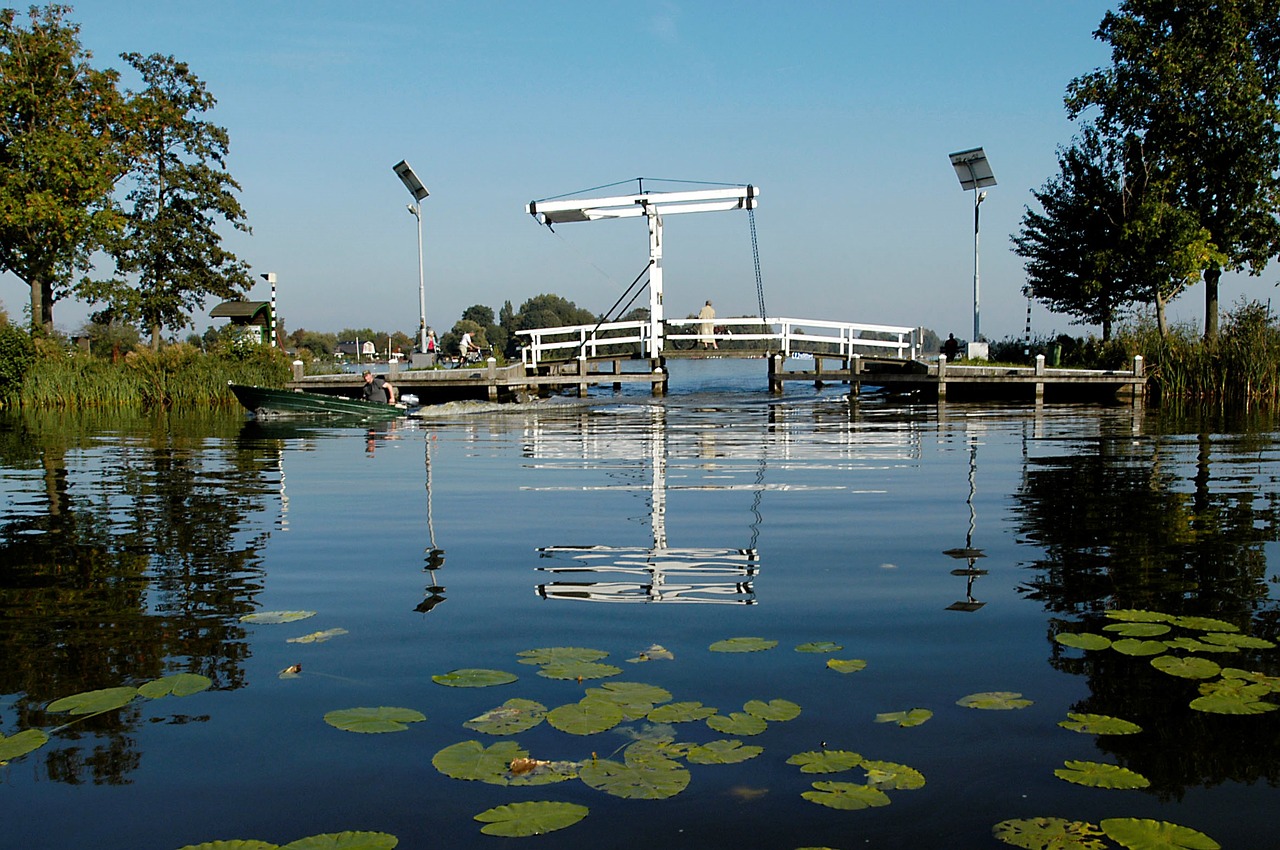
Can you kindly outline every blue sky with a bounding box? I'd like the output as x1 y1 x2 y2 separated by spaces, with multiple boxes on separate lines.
7 1 1277 341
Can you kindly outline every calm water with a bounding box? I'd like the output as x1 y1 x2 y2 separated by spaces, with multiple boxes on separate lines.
2 359 1278 849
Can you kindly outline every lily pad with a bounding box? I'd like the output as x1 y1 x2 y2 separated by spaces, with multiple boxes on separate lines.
686 739 763 764
1189 692 1277 715
595 681 673 706
706 711 767 736
431 668 517 688
826 658 868 674
1151 656 1221 679
801 780 890 810
579 757 690 799
547 698 624 735
536 661 622 681
787 749 863 774
1103 622 1171 637
0 728 49 762
1162 637 1225 653
1054 760 1150 789
1111 639 1168 657
1200 632 1274 649
517 646 609 666
463 699 547 735
324 706 425 734
744 698 801 721
957 691 1033 710
1171 616 1237 633
177 842 281 850
138 674 212 699
992 817 1106 850
1105 609 1171 623
474 801 588 837
648 701 717 723
1058 713 1142 735
627 644 674 662
796 641 843 653
280 833 399 850
286 628 349 644
47 686 139 715
1219 668 1280 692
861 760 925 790
709 636 777 653
1100 817 1221 850
874 708 933 727
240 610 316 624
433 740 527 784
1054 632 1112 650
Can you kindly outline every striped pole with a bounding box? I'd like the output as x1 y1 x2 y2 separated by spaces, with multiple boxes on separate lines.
1023 298 1032 358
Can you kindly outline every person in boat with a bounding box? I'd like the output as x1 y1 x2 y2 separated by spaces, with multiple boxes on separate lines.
942 333 960 361
361 370 395 404
698 300 718 350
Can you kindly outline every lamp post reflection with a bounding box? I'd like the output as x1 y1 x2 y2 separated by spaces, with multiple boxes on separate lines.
416 434 447 614
943 434 987 611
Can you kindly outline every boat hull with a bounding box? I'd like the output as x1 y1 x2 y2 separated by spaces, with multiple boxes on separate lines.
228 383 406 420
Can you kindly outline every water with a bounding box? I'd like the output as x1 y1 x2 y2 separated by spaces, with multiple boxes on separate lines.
1 359 1277 849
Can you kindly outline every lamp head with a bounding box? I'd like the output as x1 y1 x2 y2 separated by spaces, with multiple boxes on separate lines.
977 191 988 204
407 204 419 217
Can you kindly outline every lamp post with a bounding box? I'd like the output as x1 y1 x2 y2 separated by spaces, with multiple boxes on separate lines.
393 160 430 354
948 148 996 343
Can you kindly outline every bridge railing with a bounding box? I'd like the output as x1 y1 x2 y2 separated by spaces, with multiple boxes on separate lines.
517 320 653 367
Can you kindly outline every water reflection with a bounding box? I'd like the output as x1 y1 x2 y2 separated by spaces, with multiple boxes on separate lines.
417 434 447 614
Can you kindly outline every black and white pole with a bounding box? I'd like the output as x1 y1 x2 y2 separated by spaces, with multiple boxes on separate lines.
262 272 277 347
1024 297 1032 358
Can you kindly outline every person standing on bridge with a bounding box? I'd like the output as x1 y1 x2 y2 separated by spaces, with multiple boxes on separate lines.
698 300 718 350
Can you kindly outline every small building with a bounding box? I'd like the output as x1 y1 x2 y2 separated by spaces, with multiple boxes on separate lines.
211 300 275 346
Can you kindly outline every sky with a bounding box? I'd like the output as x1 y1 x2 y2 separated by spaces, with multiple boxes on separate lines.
6 1 1278 343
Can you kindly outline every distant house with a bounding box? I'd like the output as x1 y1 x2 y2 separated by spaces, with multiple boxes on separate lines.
335 340 377 358
210 300 275 346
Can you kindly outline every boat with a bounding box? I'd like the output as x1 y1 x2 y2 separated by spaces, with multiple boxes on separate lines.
228 383 409 420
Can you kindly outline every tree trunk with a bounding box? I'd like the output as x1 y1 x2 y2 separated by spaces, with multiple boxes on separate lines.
28 276 56 334
1204 267 1221 341
150 323 162 351
1155 293 1168 337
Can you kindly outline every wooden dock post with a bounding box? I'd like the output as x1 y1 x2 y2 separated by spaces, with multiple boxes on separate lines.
291 359 305 381
651 366 667 396
849 354 862 399
937 354 948 402
487 357 499 401
769 353 784 394
1034 354 1046 402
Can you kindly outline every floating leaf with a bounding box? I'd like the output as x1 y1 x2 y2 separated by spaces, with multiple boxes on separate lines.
517 646 609 666
709 637 777 653
1151 656 1221 679
1219 668 1280 692
874 708 933 727
176 842 280 850
1100 817 1221 850
1189 692 1276 715
1162 637 1225 653
537 661 622 681
706 711 767 736
138 674 212 699
595 681 672 706
431 669 517 688
1198 678 1271 700
862 760 925 790
648 701 717 723
801 781 890 810
240 611 316 624
627 644 674 663
796 642 843 653
957 691 1033 710
324 706 425 734
1200 632 1274 650
464 699 546 735
1111 639 1168 657
686 740 763 764
744 698 800 721
622 739 683 768
47 686 139 715
1054 632 1112 650
1105 609 1171 623
505 757 580 786
1058 713 1142 735
474 801 588 837
826 658 867 674
0 728 49 762
433 740 527 784
1103 622 1171 637
1054 760 1150 789
579 757 690 799
287 628 349 644
992 817 1106 850
280 832 399 849
1171 616 1237 633
787 749 863 774
547 698 624 735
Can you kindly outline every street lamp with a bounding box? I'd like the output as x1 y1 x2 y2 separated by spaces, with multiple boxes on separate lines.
948 148 996 343
392 160 430 354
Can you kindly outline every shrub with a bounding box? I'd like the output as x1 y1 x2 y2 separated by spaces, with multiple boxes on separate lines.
0 324 35 403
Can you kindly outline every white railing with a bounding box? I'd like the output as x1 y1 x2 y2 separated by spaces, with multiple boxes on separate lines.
518 317 920 367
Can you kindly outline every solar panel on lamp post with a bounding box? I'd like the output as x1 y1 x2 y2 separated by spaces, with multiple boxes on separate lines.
393 160 430 355
948 148 996 344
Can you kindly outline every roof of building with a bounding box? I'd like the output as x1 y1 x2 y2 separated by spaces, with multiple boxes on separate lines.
210 301 270 320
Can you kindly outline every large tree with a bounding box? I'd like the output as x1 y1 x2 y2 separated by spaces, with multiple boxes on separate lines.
84 52 252 348
1066 0 1280 340
0 5 128 333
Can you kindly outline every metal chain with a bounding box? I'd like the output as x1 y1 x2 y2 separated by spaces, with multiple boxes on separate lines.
749 208 767 319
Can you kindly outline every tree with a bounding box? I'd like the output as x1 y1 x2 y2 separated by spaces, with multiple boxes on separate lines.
84 52 252 349
1066 0 1280 340
0 5 129 333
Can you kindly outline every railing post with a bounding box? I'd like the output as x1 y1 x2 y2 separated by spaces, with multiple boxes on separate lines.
1132 355 1144 377
487 356 498 401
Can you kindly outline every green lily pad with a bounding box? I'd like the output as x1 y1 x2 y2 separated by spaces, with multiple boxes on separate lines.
622 739 683 768
537 661 622 681
1151 656 1221 679
1219 668 1280 692
47 686 139 715
286 628 349 644
0 728 50 762
432 740 527 784
862 760 925 790
957 691 1033 710
787 749 863 774
1162 637 1225 653
801 780 890 810
992 817 1106 850
280 833 399 850
579 757 690 799
1200 632 1274 649
1103 622 1171 637
1105 609 1171 623
709 636 778 653
517 646 609 666
474 801 588 838
686 739 763 764
1171 616 1237 633
1100 817 1221 850
1111 639 1168 657
1054 632 1112 650
547 698 624 735
324 706 425 734
648 701 717 723
1189 692 1277 714
796 641 843 653
744 698 800 721
1197 678 1271 699
1058 713 1143 735
240 610 316 624
431 668 517 688
706 711 767 736
176 842 281 850
874 708 933 727
826 658 868 674
594 681 672 706
1054 760 1150 789
138 674 212 699
463 699 547 735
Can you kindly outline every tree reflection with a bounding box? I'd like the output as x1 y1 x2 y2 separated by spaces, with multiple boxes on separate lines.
0 409 279 785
